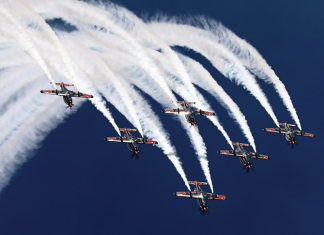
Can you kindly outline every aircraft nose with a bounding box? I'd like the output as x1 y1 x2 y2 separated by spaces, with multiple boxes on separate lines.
247 165 251 169
69 103 73 107
191 122 195 126
203 207 207 212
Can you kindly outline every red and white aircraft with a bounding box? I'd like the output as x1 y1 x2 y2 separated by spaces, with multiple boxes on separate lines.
104 128 158 155
174 181 227 212
218 142 270 170
162 101 215 126
40 82 93 107
263 122 316 146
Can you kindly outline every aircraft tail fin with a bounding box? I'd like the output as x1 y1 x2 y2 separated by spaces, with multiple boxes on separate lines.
188 181 208 186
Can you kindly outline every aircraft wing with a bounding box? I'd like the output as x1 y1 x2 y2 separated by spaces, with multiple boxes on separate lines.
174 191 202 198
193 109 215 116
71 91 93 98
293 130 316 137
217 150 242 157
205 193 227 200
104 137 132 143
40 90 62 95
263 128 287 134
249 153 270 160
162 108 186 114
136 138 158 144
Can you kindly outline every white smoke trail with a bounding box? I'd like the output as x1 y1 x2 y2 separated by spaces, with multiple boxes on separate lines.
21 28 122 136
14 0 80 91
114 77 191 191
0 2 56 89
0 79 76 191
196 18 301 129
145 48 233 150
100 2 200 106
176 52 257 151
147 22 280 128
26 0 178 106
122 65 214 192
58 31 144 137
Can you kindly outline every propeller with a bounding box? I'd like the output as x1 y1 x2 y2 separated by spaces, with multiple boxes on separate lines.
78 91 81 97
199 207 210 215
65 106 72 111
300 131 305 136
142 138 146 144
200 109 203 116
130 153 139 159
254 152 260 159
244 164 254 173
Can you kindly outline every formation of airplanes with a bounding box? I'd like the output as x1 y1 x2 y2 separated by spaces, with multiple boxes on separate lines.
40 83 316 212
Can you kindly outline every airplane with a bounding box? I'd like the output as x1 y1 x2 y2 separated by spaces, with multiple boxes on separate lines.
173 181 228 212
161 101 215 126
40 82 93 107
217 142 270 170
104 128 158 155
263 122 316 146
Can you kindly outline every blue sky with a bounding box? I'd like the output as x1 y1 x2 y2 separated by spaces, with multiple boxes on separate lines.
0 0 323 234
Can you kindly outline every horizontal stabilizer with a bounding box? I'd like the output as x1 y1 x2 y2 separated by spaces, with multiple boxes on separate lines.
50 82 74 86
278 122 296 127
188 181 208 185
229 142 249 147
176 101 196 104
119 128 137 132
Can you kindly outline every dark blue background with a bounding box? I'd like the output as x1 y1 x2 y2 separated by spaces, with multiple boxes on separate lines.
1 0 323 234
